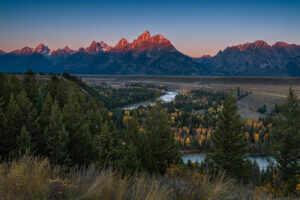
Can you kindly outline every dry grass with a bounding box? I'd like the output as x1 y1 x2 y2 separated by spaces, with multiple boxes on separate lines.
0 155 273 200
0 156 59 200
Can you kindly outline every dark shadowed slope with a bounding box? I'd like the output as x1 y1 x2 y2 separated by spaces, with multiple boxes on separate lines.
0 31 299 75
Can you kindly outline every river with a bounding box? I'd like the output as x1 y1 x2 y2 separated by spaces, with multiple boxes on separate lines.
122 92 274 171
122 91 179 110
182 154 274 171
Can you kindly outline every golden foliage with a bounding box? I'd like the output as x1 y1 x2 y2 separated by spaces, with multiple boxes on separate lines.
254 133 259 143
185 137 191 146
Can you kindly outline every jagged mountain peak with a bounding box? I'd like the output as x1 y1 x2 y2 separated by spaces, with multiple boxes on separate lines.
1 32 299 76
85 41 111 53
137 30 151 40
62 46 75 54
11 46 34 54
35 43 51 55
78 47 85 52
115 38 129 47
273 42 291 48
99 41 109 47
85 41 102 53
224 40 271 52
4 31 175 56
253 40 268 45
130 30 175 51
210 40 300 76
35 43 45 48
62 46 71 51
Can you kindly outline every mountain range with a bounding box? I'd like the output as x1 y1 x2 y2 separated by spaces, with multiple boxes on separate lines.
0 30 299 76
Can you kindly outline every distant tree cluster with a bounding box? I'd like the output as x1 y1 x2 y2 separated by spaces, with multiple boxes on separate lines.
257 104 267 114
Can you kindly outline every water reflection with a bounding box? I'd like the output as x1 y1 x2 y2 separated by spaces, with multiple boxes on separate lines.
122 91 178 110
182 154 274 171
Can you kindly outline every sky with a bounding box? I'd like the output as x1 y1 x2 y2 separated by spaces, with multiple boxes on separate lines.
0 0 300 57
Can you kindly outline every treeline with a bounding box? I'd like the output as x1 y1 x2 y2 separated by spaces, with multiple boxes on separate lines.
92 84 162 109
62 72 102 101
0 71 299 198
0 70 181 175
62 73 163 110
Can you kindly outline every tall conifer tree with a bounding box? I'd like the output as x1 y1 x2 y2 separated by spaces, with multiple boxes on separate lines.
272 88 300 194
23 69 39 107
44 100 69 166
15 126 35 156
3 91 38 158
95 123 115 167
122 112 142 174
145 103 182 175
211 95 246 180
63 90 94 166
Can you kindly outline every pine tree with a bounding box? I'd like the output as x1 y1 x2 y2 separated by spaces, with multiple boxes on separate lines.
272 88 300 194
7 76 22 99
62 90 93 165
23 69 39 107
0 73 5 101
84 99 103 162
36 92 53 155
211 95 247 180
87 98 102 136
2 91 38 158
122 112 142 174
75 122 94 166
0 74 12 108
95 122 114 167
95 122 122 169
144 104 182 175
125 111 142 149
44 100 69 166
47 75 60 100
40 92 53 128
121 143 140 175
15 126 35 156
0 97 5 160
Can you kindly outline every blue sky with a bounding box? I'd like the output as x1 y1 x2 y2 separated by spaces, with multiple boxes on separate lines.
0 0 299 57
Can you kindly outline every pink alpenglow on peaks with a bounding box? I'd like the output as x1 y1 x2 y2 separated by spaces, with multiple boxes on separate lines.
5 30 176 56
85 41 112 53
231 40 270 51
34 44 51 55
11 47 34 55
113 38 130 52
110 30 174 52
137 30 151 40
62 46 75 54
126 30 175 52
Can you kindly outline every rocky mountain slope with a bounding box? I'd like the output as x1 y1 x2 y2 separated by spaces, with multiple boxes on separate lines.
196 41 300 76
0 31 299 76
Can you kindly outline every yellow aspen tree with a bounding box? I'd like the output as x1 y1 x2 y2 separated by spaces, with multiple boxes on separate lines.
185 137 191 146
254 133 259 143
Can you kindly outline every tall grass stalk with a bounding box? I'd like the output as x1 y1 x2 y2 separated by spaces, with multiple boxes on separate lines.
0 155 272 200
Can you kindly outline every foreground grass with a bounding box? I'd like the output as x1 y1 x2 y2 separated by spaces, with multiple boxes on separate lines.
0 156 275 200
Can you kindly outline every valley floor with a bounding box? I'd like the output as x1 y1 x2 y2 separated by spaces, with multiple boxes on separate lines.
78 75 300 120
